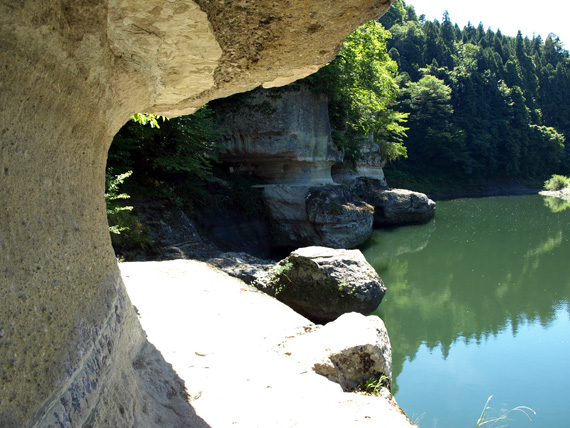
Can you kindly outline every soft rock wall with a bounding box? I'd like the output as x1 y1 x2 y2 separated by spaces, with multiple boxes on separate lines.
0 0 392 426
216 85 342 184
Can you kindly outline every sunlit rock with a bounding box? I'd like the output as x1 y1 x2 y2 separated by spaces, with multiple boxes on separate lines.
261 246 386 322
284 312 392 390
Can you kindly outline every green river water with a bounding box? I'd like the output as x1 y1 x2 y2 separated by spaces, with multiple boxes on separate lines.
361 194 570 428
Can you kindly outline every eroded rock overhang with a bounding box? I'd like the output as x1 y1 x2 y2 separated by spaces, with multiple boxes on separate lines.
0 0 392 425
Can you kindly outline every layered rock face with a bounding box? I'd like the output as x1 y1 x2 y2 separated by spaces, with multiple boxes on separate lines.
216 85 378 249
332 142 389 186
0 0 392 426
217 85 342 184
216 84 437 249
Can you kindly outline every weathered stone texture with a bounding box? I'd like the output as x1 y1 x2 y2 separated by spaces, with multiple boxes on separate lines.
352 181 437 225
263 184 374 249
263 246 386 322
0 0 391 425
284 312 393 391
217 85 342 184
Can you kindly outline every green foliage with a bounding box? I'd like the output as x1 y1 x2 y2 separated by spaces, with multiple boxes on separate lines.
105 169 154 252
543 195 570 212
108 105 222 208
400 74 453 120
130 113 168 129
355 375 391 395
105 170 133 235
106 106 221 253
269 262 294 295
543 174 570 190
108 209 154 251
274 262 293 276
380 1 570 189
305 20 408 164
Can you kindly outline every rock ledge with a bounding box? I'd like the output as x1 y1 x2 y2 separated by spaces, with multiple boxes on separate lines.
120 259 414 428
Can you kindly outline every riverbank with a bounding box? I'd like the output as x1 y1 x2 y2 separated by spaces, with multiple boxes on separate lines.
120 259 415 427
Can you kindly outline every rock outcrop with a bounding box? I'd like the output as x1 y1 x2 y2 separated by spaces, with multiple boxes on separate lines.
214 84 435 250
352 179 436 225
0 0 393 425
284 312 392 391
121 259 413 427
215 84 376 249
263 184 374 249
332 142 389 187
260 246 386 322
306 186 375 248
216 85 342 184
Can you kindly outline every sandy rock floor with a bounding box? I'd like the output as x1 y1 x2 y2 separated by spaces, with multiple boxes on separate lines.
120 259 414 427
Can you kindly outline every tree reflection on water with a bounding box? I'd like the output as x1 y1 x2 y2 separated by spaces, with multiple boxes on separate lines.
362 195 570 394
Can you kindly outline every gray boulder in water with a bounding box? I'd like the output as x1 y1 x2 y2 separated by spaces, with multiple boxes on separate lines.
261 246 386 323
352 178 436 225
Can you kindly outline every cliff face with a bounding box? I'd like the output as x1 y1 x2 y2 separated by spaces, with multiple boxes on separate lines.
215 85 379 249
217 85 342 184
0 0 392 426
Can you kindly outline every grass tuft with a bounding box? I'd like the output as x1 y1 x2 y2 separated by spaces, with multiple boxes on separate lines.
475 396 535 428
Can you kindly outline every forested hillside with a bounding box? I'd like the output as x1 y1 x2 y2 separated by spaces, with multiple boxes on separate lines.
380 0 570 192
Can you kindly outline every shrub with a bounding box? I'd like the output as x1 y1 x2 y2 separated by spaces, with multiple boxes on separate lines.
108 209 154 251
543 174 570 191
105 170 134 235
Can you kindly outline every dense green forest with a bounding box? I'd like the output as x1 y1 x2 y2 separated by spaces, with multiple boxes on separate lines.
379 0 570 191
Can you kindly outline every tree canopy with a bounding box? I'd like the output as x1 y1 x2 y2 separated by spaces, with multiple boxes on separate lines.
305 20 408 164
380 0 569 187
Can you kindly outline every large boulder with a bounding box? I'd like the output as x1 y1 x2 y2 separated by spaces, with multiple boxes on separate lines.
261 246 386 322
352 179 436 225
0 0 393 425
283 312 393 391
263 184 374 249
306 186 374 248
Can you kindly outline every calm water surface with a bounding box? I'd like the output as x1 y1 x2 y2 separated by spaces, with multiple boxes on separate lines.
362 195 570 428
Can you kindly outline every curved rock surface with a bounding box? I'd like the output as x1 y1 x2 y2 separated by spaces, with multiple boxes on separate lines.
262 246 386 322
0 0 392 425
